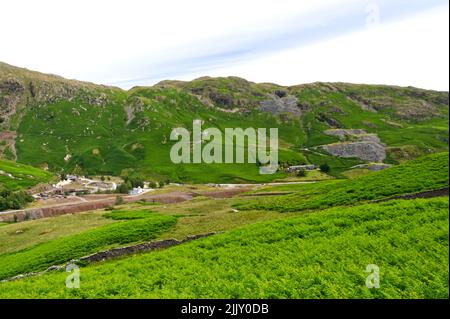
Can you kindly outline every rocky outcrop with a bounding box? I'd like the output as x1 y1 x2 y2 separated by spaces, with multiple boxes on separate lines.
259 94 301 116
325 128 383 143
0 62 115 131
322 141 386 162
322 129 386 162
351 163 392 171
125 96 145 125
316 113 342 128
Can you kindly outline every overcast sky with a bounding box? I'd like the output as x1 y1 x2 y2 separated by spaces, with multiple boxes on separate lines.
0 0 448 90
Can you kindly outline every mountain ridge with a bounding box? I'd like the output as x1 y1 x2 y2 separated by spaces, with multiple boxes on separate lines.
0 61 448 183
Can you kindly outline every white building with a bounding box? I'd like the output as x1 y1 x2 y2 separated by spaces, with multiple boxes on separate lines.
129 186 144 195
286 164 317 172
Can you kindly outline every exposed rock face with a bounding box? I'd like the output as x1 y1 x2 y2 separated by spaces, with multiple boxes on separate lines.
0 62 113 131
322 141 386 162
125 96 145 125
322 129 386 162
316 113 342 128
325 129 382 143
259 94 301 116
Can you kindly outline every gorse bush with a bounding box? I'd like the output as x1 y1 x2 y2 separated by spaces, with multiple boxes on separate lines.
0 210 176 280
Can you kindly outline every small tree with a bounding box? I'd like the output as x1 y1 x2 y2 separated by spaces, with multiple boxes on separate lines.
159 181 165 188
116 181 132 194
115 196 124 205
296 168 306 177
320 163 330 173
100 176 105 181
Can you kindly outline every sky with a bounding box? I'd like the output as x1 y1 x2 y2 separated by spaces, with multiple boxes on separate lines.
0 0 448 90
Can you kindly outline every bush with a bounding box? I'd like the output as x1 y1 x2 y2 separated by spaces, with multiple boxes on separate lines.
296 169 306 177
319 163 330 173
116 181 132 194
115 196 124 205
122 176 144 188
0 190 34 211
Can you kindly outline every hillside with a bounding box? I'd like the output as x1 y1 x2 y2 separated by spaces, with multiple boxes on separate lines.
1 62 448 183
238 152 449 212
0 149 447 298
0 197 447 298
0 159 54 191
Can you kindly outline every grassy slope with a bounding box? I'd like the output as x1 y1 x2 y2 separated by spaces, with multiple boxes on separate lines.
0 198 447 298
238 152 449 212
0 210 176 280
0 159 54 190
2 65 445 183
16 88 305 183
0 211 113 255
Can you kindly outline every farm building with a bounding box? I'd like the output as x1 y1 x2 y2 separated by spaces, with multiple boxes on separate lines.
286 164 317 172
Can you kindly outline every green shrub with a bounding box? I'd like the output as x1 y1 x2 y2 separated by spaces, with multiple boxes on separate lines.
319 163 330 173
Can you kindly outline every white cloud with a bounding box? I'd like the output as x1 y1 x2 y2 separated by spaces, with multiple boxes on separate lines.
0 0 448 90
204 5 449 91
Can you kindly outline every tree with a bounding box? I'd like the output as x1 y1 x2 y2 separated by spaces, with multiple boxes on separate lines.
159 181 165 188
115 196 124 205
100 176 105 181
320 163 330 173
0 190 34 211
116 181 132 194
122 176 144 188
296 168 306 177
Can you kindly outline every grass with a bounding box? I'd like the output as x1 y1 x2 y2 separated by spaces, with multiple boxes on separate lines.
0 211 113 255
237 152 449 212
0 159 54 191
342 168 372 179
0 197 447 298
0 210 176 280
148 196 298 240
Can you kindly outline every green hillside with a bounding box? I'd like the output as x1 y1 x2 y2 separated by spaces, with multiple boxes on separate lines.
0 210 177 280
0 197 447 298
0 159 54 191
1 62 448 183
238 152 449 212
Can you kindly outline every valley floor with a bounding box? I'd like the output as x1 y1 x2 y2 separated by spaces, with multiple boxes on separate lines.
0 153 448 298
